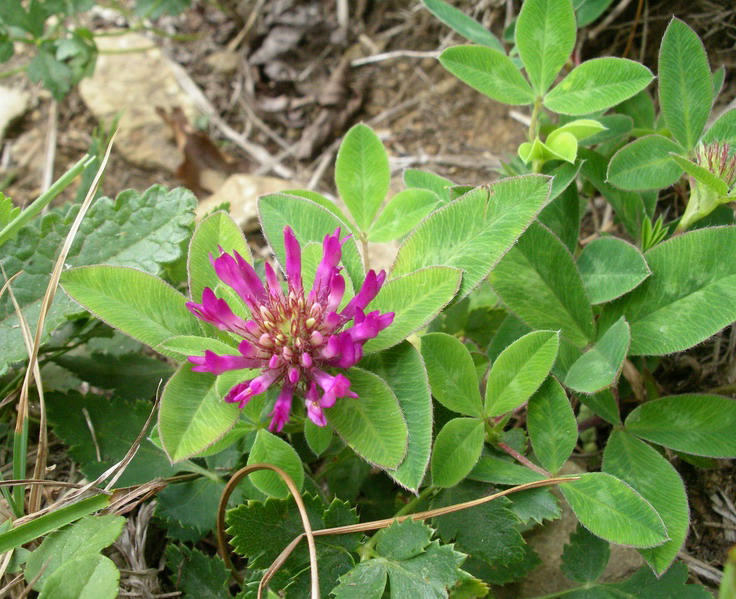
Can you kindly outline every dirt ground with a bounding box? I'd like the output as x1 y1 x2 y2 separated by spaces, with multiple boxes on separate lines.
1 0 735 593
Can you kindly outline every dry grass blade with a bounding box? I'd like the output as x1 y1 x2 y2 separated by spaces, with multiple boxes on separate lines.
13 133 116 515
216 463 320 599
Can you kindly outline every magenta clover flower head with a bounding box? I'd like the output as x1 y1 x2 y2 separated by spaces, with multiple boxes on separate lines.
695 141 736 187
185 226 394 433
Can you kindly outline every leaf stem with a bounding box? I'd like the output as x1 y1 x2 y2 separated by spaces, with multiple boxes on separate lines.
360 233 371 272
497 441 550 477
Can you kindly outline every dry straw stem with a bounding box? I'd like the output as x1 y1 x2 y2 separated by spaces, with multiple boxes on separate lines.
216 463 578 599
12 132 116 516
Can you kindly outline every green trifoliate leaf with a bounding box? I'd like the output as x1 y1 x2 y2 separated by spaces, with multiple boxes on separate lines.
422 0 504 52
362 342 433 493
564 317 630 394
603 431 689 575
560 472 668 548
247 429 305 499
527 377 577 473
188 210 250 304
159 365 242 462
702 108 736 146
439 45 534 105
431 418 485 488
335 123 390 231
393 175 552 301
368 188 439 242
470 455 546 486
577 237 650 304
561 524 610 583
165 545 231 599
516 0 576 95
365 266 462 354
485 330 559 417
489 221 595 347
258 193 364 290
421 332 483 417
598 227 736 355
625 394 736 458
327 368 408 470
658 18 713 150
38 554 119 599
1 185 196 373
403 169 455 205
607 134 684 191
25 515 124 590
544 58 654 115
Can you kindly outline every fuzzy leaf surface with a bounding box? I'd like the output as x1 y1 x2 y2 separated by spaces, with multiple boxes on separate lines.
527 377 577 473
577 237 650 304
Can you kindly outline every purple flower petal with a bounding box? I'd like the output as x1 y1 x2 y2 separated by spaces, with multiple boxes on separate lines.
268 385 294 432
283 226 302 291
305 383 327 427
312 229 343 298
224 369 280 408
212 250 267 308
341 270 386 318
186 288 249 334
188 350 261 375
264 262 283 299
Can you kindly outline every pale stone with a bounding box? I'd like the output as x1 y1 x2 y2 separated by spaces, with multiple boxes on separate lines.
0 85 30 142
196 174 296 232
78 32 199 171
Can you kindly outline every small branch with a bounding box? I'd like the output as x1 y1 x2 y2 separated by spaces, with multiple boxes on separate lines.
497 441 550 477
351 50 440 67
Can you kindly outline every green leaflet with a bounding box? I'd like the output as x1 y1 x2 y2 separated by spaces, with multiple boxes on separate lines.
247 429 305 499
431 418 485 488
527 377 577 474
577 237 650 304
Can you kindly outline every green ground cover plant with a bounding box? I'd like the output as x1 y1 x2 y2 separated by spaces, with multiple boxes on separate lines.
0 0 735 597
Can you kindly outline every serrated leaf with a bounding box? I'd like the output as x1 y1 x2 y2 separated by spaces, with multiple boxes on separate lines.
659 18 712 150
376 519 432 560
545 58 654 115
27 46 73 100
598 227 736 355
386 540 466 598
422 0 504 52
335 124 390 231
489 221 595 347
516 0 576 95
258 193 364 290
332 560 387 599
188 211 250 303
625 394 736 458
362 342 433 492
433 481 526 566
564 317 630 394
603 431 689 575
527 377 577 473
25 515 124 589
577 237 651 304
561 524 610 583
38 554 119 599
560 472 668 548
607 135 684 191
247 429 304 499
508 487 561 525
1 186 196 371
365 266 461 354
0 193 19 228
368 188 439 242
485 330 560 417
326 368 408 469
439 45 534 105
605 562 712 598
421 332 483 417
156 477 229 542
159 365 242 462
431 418 485 487
47 392 178 487
165 544 231 599
393 176 552 301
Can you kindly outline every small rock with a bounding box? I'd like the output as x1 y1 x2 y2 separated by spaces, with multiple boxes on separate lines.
0 86 30 142
79 32 199 171
204 50 241 75
196 174 295 232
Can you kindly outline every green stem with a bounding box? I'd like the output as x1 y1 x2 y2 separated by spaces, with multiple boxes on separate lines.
528 97 543 143
12 417 29 516
0 154 94 246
